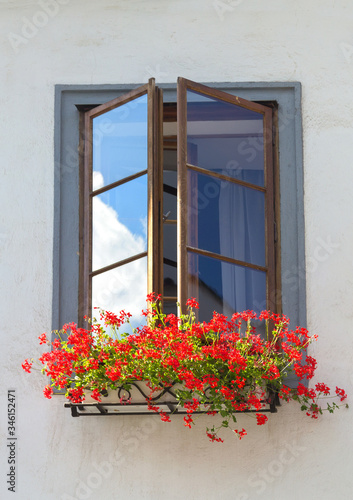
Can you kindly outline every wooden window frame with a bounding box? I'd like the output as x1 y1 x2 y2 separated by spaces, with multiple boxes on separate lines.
80 78 279 320
53 81 304 333
80 79 163 321
177 78 278 315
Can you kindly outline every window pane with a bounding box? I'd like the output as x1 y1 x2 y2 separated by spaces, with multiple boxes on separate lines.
163 262 177 298
163 300 178 317
188 253 266 322
92 175 147 271
187 90 264 187
92 257 147 331
163 166 177 221
163 223 177 263
187 171 265 267
92 94 148 189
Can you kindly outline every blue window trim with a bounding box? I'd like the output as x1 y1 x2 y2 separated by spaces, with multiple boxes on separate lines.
53 82 305 336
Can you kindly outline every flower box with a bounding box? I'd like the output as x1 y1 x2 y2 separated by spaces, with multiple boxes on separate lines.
23 294 348 442
63 381 280 417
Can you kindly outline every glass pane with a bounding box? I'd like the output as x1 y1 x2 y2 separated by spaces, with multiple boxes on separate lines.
163 300 178 317
188 253 267 322
187 171 265 267
187 90 264 187
92 257 147 332
92 175 147 271
92 94 148 189
163 162 177 221
164 148 177 173
163 223 177 263
163 262 177 298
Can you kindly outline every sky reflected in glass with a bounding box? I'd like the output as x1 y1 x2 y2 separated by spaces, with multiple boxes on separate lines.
92 174 147 272
93 94 148 188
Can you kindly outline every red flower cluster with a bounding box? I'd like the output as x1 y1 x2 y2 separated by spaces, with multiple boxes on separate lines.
335 387 347 402
206 431 224 443
22 359 33 373
43 385 53 399
256 413 268 425
186 298 199 309
234 428 247 440
38 333 48 345
22 296 348 443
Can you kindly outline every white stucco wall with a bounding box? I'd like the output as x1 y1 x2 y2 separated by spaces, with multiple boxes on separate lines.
1 0 353 498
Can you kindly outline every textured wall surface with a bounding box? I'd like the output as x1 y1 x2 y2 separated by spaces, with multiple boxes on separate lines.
1 1 353 498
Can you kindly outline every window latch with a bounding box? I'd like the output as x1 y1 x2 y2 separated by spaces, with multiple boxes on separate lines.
163 211 171 222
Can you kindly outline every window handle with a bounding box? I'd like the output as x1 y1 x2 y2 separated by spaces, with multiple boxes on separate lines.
163 211 171 222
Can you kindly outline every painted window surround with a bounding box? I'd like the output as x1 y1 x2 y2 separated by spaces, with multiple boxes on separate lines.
53 82 305 339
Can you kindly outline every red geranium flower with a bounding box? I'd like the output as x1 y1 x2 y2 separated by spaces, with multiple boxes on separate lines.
234 428 247 439
43 386 53 399
22 359 33 373
186 297 199 309
38 333 47 345
256 413 268 426
336 387 347 402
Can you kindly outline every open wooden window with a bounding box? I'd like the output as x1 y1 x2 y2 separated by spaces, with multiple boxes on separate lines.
81 78 279 324
81 79 163 327
177 78 276 320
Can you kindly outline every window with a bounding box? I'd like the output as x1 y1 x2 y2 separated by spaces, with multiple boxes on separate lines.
176 79 276 323
53 80 305 332
80 82 159 328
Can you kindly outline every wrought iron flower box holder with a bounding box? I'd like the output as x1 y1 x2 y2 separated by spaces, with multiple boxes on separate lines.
64 382 280 417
